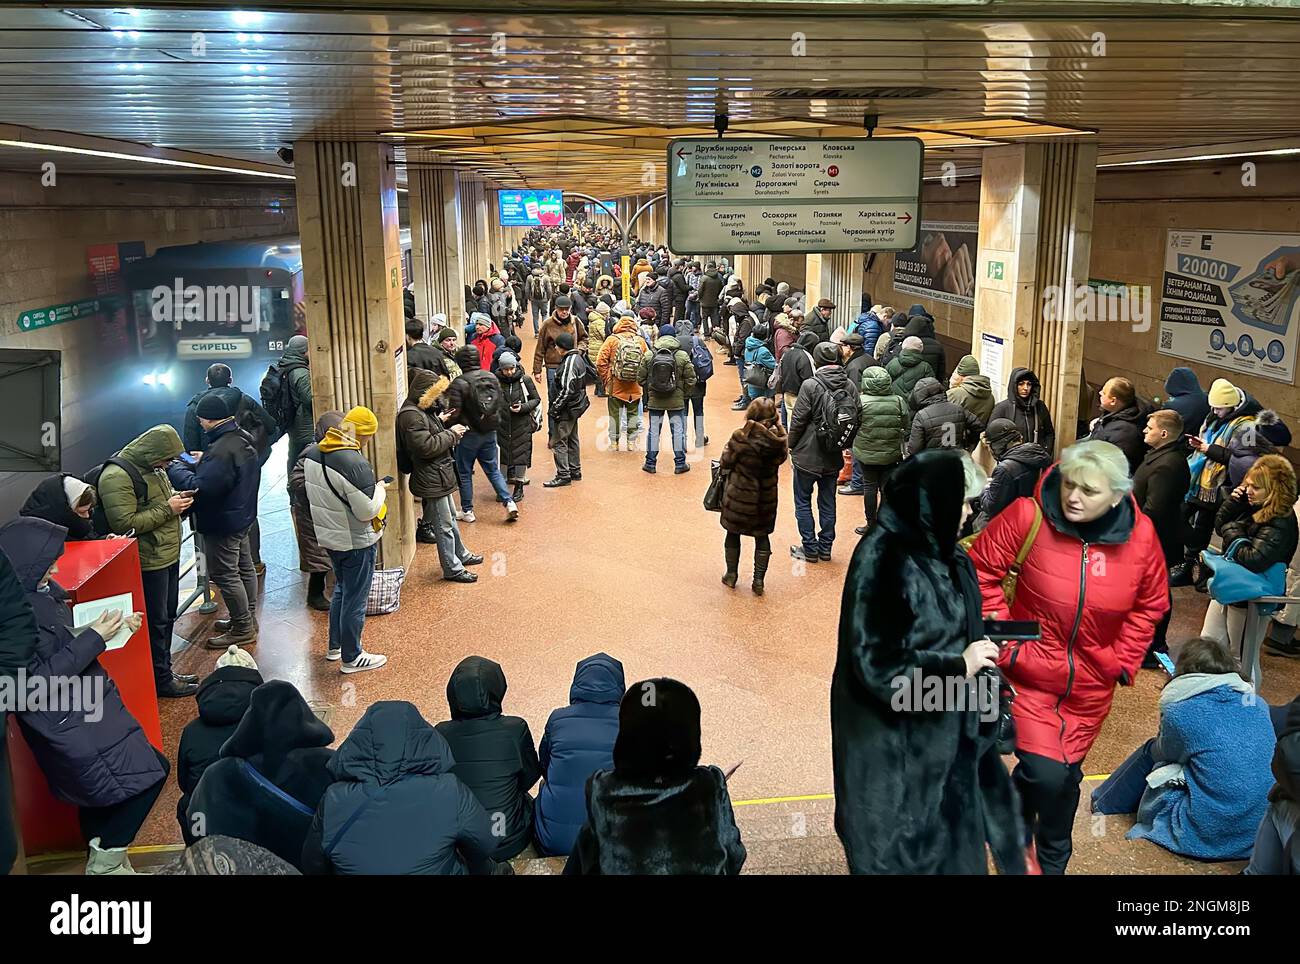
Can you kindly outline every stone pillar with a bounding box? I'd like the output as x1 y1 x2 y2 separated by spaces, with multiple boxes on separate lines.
408 166 466 337
972 142 1097 454
294 139 414 566
457 176 490 284
807 251 864 334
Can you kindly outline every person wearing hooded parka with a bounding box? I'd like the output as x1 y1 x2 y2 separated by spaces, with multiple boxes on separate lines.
565 678 747 875
534 654 626 857
302 701 501 874
434 656 542 860
186 679 335 870
831 451 1026 875
988 367 1055 456
19 474 99 541
0 518 169 874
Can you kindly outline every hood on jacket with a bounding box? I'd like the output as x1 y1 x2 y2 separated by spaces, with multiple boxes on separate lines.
1163 367 1204 399
907 304 934 323
0 516 66 592
795 330 819 352
1005 366 1041 405
120 424 184 470
278 338 309 369
314 411 344 443
880 448 966 559
910 376 948 409
860 366 893 396
220 680 334 771
1003 442 1054 472
1035 464 1137 545
896 348 926 369
20 475 87 529
404 367 440 408
196 665 264 726
318 424 361 454
596 273 614 289
903 313 935 338
613 677 701 779
743 334 768 352
446 655 506 720
612 317 640 337
329 700 455 785
655 335 683 352
569 653 626 706
954 373 992 397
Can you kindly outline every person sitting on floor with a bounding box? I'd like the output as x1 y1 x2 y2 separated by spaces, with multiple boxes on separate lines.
434 656 542 861
1091 636 1276 860
19 475 100 541
1245 695 1300 874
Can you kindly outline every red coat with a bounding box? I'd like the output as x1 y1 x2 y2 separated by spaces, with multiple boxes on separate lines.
967 468 1169 764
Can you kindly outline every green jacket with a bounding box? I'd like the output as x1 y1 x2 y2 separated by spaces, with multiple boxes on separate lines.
885 349 934 406
278 343 315 454
852 367 911 465
99 425 184 571
638 335 697 412
947 373 995 424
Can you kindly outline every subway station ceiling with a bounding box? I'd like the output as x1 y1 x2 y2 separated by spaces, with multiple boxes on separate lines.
1 2 1300 196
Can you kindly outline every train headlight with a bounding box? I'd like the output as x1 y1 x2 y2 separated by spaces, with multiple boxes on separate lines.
141 372 156 386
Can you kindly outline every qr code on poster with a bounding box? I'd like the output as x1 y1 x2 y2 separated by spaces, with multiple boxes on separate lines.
1160 329 1173 350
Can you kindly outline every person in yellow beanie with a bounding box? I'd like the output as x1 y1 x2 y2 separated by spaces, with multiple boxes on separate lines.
302 403 389 673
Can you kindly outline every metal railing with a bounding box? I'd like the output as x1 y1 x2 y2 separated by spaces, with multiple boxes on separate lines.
178 521 217 616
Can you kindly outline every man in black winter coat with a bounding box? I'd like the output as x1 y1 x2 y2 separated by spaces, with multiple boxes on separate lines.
899 308 947 382
182 363 277 459
0 548 37 874
842 333 873 392
1084 376 1150 473
788 344 852 563
1132 409 1192 664
668 264 690 322
777 330 818 426
168 394 262 649
729 302 757 408
973 418 1053 530
405 318 444 373
907 377 984 456
697 267 724 336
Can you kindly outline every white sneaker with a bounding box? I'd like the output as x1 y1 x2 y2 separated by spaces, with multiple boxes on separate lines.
505 500 519 521
341 651 387 674
326 647 342 661
85 837 139 875
458 509 477 523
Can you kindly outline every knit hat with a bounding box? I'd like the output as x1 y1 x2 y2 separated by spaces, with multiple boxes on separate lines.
216 643 258 670
796 330 820 351
588 303 608 319
434 327 456 343
498 352 518 369
901 335 924 352
639 307 657 321
1207 377 1239 408
984 417 1023 459
556 332 575 351
286 334 308 353
955 354 980 376
1256 410 1293 447
343 406 378 437
455 346 481 370
658 323 675 338
813 343 840 366
196 393 231 420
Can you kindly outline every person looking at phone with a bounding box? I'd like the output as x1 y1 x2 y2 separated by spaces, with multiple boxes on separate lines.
303 406 388 674
168 392 262 651
0 517 169 874
967 439 1169 874
96 424 197 698
832 449 1027 875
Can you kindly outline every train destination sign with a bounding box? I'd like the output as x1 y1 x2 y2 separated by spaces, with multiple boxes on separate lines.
666 137 923 254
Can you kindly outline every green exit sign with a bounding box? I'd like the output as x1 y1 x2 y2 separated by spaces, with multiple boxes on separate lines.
987 260 1005 280
16 298 102 332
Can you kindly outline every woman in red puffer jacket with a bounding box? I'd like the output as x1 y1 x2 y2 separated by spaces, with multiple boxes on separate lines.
967 439 1169 875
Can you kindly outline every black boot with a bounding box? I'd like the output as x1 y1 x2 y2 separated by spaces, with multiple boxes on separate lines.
307 571 330 611
1167 560 1196 587
416 523 437 544
512 482 524 502
752 548 772 596
722 542 740 588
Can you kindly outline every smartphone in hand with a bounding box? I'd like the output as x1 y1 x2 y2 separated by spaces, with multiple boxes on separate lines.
380 476 394 484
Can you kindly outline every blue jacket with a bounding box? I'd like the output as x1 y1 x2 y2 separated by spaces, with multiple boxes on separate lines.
854 310 883 356
1163 367 1210 437
168 419 260 537
0 518 165 809
534 654 625 856
1130 675 1276 859
743 336 777 400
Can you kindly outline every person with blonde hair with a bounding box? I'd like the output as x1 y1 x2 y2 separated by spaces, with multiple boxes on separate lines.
968 439 1169 873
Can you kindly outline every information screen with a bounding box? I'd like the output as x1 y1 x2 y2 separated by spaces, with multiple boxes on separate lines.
498 190 564 227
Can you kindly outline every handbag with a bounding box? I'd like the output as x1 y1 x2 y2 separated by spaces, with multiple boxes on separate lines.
744 363 773 389
366 566 406 615
522 377 543 432
703 459 728 512
1200 538 1287 611
959 502 1042 608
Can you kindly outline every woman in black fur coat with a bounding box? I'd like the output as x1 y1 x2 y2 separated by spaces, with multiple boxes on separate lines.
831 448 1026 874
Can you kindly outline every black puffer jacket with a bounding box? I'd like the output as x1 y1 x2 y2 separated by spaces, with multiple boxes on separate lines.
1214 490 1300 575
445 367 504 434
697 270 724 308
177 665 263 842
776 334 817 395
496 368 541 468
1132 439 1193 565
907 378 984 455
989 367 1056 454
434 656 542 861
788 365 852 476
901 311 947 382
974 442 1053 531
396 369 458 500
1086 400 1152 473
19 475 97 541
634 277 672 323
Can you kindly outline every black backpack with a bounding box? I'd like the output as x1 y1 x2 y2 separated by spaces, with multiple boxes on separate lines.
260 362 304 432
395 418 414 475
84 456 147 537
814 374 862 452
469 373 502 421
648 347 679 395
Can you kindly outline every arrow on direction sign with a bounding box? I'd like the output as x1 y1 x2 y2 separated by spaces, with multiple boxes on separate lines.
897 212 913 224
675 148 692 160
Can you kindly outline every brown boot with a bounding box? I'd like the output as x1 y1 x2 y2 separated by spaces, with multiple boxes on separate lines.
206 618 258 649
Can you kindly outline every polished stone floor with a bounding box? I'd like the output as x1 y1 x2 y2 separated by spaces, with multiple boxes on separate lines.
117 334 1299 875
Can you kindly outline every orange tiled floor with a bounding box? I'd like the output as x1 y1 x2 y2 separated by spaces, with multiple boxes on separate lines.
129 330 1300 874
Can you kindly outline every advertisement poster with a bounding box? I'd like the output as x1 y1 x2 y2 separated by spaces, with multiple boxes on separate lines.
498 190 564 227
893 221 978 309
1158 228 1300 384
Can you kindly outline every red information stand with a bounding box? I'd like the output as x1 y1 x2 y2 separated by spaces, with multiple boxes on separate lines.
5 537 163 855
